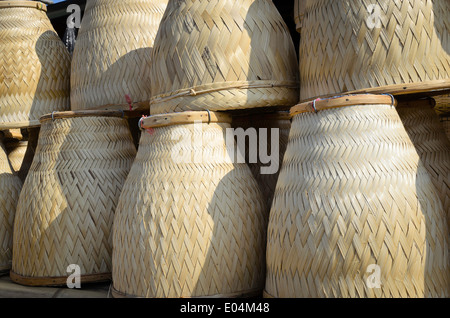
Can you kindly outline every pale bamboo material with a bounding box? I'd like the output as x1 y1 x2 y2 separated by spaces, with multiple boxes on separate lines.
70 0 169 111
298 0 450 101
265 95 449 298
112 111 267 298
0 1 71 129
0 140 23 275
11 111 137 286
231 112 291 215
397 99 450 230
149 0 299 114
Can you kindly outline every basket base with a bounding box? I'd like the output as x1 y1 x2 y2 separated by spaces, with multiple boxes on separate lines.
111 286 263 299
9 270 111 287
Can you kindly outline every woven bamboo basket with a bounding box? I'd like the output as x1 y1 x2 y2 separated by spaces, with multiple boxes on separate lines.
298 0 450 101
0 139 23 275
264 94 449 298
5 128 39 183
397 99 450 230
0 0 71 129
10 110 137 286
70 0 169 111
112 111 267 298
231 111 292 214
149 0 299 114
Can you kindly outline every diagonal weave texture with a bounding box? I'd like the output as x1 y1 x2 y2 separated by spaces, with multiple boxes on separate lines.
0 140 23 274
112 120 267 298
5 128 40 183
231 112 291 217
265 103 449 298
70 0 168 111
397 101 450 230
11 115 136 284
298 0 450 101
5 141 28 176
149 0 299 114
0 2 71 129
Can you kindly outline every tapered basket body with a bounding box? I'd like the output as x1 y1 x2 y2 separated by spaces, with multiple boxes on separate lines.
298 0 450 101
0 140 23 275
149 0 299 114
70 0 169 111
11 111 137 286
112 112 267 298
265 95 449 298
0 1 71 129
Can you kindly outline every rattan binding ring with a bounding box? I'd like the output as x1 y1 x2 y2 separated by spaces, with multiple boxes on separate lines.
0 1 46 11
290 94 397 116
140 111 232 129
40 110 126 123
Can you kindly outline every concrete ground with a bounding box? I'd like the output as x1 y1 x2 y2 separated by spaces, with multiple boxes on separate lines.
0 274 111 298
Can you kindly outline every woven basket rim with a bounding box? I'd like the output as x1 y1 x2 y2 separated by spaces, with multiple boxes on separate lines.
140 111 232 129
150 80 299 106
39 110 127 123
290 94 397 116
0 1 46 11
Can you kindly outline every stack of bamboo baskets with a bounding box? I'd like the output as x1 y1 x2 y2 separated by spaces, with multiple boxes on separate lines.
6 0 160 286
111 0 300 298
0 0 70 276
264 0 449 298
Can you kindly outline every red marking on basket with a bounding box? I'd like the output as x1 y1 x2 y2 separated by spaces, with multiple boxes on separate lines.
146 128 155 135
125 94 133 111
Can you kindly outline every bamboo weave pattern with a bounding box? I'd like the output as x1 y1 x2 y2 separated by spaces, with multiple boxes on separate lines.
397 101 450 230
298 0 450 101
150 0 299 114
265 103 449 298
0 2 70 128
113 120 267 298
12 115 136 283
0 141 23 274
71 0 168 111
